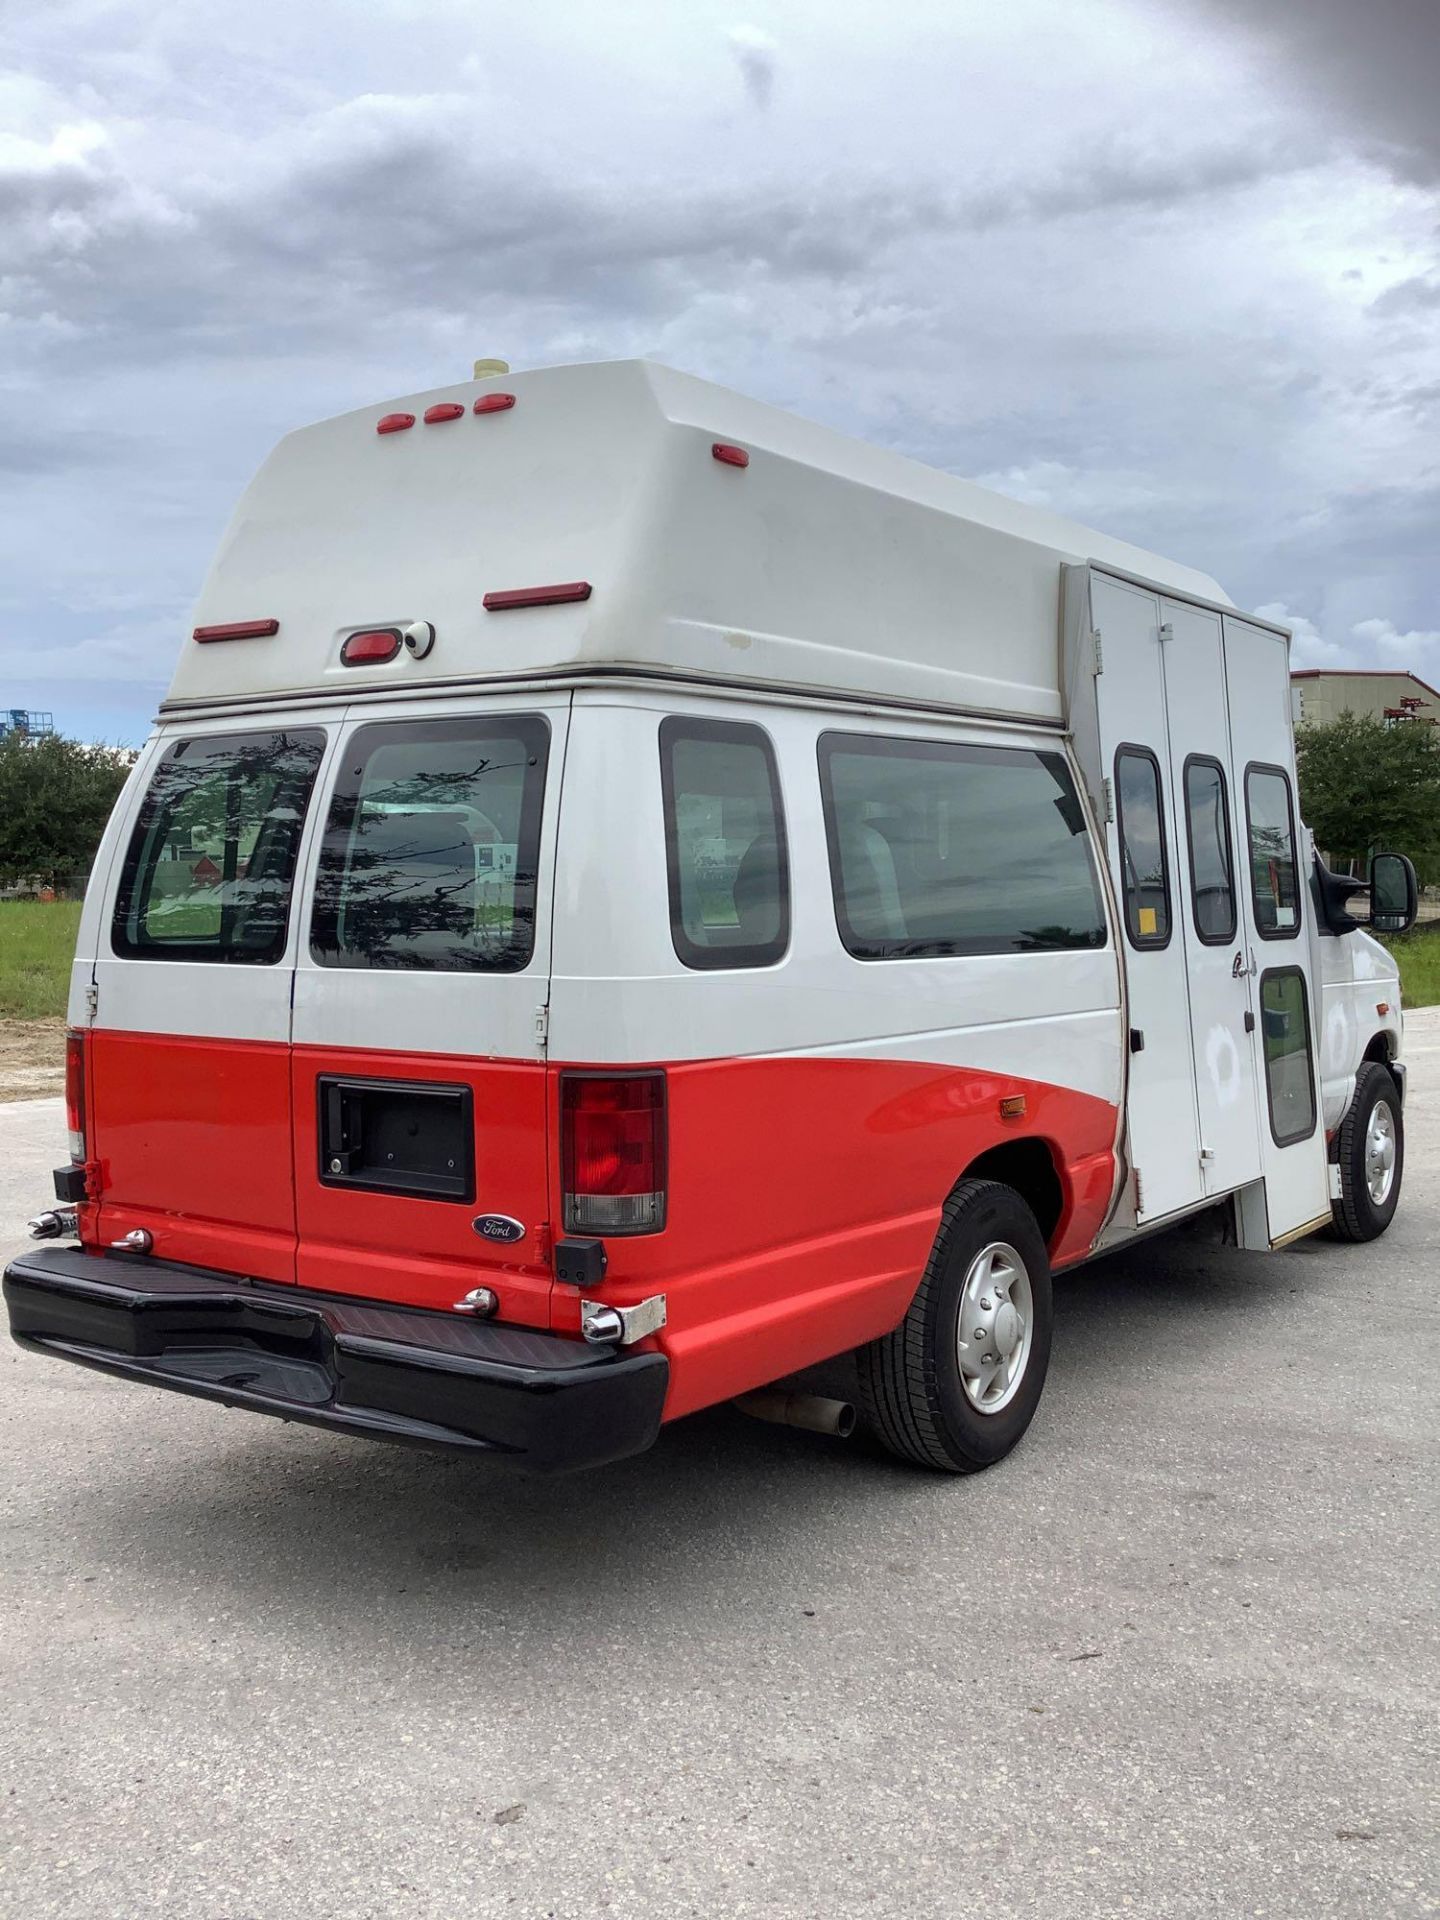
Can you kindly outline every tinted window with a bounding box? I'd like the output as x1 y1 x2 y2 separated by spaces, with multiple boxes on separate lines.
818 733 1106 959
112 729 325 963
1115 747 1171 949
1183 756 1237 945
660 718 789 969
1246 765 1301 939
1259 968 1317 1144
310 716 548 972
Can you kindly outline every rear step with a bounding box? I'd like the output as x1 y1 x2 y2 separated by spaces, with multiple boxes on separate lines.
4 1246 667 1472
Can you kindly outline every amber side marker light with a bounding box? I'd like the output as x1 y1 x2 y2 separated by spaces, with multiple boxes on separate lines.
712 442 749 467
999 1094 1027 1120
193 619 279 643
483 582 592 612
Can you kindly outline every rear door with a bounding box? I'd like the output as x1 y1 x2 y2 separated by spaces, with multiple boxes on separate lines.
89 718 336 1280
290 693 568 1324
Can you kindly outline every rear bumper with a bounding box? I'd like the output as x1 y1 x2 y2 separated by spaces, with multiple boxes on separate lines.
3 1245 668 1472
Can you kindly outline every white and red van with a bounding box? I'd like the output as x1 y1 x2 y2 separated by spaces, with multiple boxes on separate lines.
6 360 1416 1473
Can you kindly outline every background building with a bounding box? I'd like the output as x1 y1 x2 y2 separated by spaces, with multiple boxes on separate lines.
1291 670 1440 730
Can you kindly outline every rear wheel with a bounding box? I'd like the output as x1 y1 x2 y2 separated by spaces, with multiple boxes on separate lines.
1330 1060 1404 1242
857 1179 1053 1473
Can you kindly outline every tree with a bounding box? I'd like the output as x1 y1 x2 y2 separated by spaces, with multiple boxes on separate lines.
1295 711 1440 883
0 732 135 888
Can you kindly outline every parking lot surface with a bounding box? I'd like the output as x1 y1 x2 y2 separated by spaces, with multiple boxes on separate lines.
2 1015 1437 1920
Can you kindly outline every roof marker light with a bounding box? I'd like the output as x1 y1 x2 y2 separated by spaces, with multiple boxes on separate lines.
712 442 749 468
474 393 516 414
193 619 279 643
483 582 592 612
424 402 465 424
377 413 416 435
341 628 402 665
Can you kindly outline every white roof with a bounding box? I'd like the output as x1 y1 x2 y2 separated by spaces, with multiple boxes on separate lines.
168 359 1232 722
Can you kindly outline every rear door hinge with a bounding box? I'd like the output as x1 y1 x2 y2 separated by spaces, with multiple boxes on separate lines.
1101 777 1115 824
85 981 99 1021
1091 629 1104 675
1158 621 1174 644
533 1003 549 1053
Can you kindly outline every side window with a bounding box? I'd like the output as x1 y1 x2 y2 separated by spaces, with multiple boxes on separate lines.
1183 756 1237 945
818 733 1106 959
310 715 549 973
1245 764 1302 939
1259 969 1317 1145
112 729 326 963
1114 746 1171 949
659 717 790 970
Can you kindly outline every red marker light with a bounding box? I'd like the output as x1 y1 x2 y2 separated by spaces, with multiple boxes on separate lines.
376 413 416 435
474 393 516 414
423 403 465 424
193 619 279 643
712 442 749 468
340 628 402 665
483 582 592 611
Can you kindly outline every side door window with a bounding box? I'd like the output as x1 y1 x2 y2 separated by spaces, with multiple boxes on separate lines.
1114 746 1171 949
1245 764 1302 939
1258 969 1318 1144
1182 755 1237 945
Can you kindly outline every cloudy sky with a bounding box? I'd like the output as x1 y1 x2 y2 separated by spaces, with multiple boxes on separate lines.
3 0 1437 742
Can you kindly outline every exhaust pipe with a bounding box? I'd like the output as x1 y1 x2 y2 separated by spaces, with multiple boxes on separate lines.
732 1389 857 1438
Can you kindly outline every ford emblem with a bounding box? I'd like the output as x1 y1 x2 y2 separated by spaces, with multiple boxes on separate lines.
472 1214 526 1244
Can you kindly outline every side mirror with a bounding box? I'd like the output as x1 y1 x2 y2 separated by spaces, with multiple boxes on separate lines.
1369 851 1418 935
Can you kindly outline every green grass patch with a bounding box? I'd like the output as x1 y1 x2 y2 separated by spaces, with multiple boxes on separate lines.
0 899 84 1020
1379 922 1440 1011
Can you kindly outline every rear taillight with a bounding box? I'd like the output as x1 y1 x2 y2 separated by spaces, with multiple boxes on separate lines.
340 628 402 666
561 1073 667 1235
64 1030 86 1163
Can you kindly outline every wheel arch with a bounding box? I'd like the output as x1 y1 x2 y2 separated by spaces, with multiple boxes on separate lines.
953 1136 1065 1248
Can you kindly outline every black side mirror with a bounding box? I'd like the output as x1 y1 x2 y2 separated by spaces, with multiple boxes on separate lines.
1369 851 1418 935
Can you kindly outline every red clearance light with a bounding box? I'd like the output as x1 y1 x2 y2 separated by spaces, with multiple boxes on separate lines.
712 442 749 468
377 412 416 435
483 582 592 612
561 1072 667 1234
474 393 516 414
193 619 279 643
64 1030 87 1164
341 628 402 665
424 402 465 424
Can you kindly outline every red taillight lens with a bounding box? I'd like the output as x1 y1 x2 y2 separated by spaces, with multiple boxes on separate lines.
340 628 402 665
474 393 516 414
561 1073 667 1235
712 442 749 467
64 1030 86 1164
423 402 465 424
377 412 416 434
193 619 279 642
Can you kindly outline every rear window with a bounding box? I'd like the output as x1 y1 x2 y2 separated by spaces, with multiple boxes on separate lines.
112 728 325 964
309 715 549 973
659 717 790 970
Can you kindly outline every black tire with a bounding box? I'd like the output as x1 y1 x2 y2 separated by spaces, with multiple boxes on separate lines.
1330 1060 1404 1242
856 1179 1053 1473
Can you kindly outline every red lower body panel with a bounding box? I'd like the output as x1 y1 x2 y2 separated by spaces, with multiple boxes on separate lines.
83 1032 1118 1427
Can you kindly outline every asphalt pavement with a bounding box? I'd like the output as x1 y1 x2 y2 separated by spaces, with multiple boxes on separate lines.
1 1017 1436 1919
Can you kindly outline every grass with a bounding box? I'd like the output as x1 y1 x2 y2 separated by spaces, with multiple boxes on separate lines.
0 899 84 1020
1379 922 1440 1011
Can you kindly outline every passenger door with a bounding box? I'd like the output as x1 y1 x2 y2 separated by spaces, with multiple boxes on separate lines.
1087 574 1205 1222
1221 615 1331 1241
87 719 337 1281
1158 598 1262 1199
289 695 568 1324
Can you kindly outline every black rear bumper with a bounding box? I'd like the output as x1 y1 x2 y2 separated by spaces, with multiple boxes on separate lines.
3 1245 668 1472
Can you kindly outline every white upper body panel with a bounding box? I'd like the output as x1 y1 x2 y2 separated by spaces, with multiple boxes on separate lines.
170 359 1230 724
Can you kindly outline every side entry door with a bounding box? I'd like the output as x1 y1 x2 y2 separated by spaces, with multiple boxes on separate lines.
1157 598 1262 1199
1086 573 1205 1223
